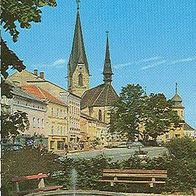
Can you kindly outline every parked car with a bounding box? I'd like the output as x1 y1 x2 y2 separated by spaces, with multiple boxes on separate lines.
117 142 127 148
126 141 144 149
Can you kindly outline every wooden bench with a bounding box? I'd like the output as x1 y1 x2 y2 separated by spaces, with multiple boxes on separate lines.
98 169 167 188
12 173 63 195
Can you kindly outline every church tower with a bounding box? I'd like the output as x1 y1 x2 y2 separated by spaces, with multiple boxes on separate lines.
171 83 185 120
67 1 90 97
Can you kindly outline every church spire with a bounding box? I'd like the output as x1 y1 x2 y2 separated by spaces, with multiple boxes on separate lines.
67 1 90 96
103 31 113 84
68 1 89 78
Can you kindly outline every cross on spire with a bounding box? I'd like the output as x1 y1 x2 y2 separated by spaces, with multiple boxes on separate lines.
175 82 178 94
76 0 80 10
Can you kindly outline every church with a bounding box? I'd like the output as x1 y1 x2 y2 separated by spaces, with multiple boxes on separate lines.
67 5 119 124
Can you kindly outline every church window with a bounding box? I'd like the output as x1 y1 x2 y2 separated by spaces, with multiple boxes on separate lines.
98 109 102 121
78 73 83 86
79 65 82 70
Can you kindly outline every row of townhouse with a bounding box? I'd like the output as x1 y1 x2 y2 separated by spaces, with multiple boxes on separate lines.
6 69 107 153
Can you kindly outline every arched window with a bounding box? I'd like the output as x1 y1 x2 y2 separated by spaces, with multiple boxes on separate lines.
33 117 36 128
78 73 83 86
60 126 63 135
98 109 102 121
51 126 54 134
41 119 44 128
51 108 54 116
37 118 40 128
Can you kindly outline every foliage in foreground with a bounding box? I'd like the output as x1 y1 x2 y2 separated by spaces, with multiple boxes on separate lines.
1 111 30 141
1 0 57 42
62 138 196 193
1 147 63 195
2 137 195 195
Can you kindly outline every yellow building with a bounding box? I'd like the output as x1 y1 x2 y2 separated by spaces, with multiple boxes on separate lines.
80 112 108 149
158 83 195 143
8 69 81 150
21 85 68 153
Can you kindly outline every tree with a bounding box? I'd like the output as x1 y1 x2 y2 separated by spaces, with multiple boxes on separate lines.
1 0 57 81
1 110 30 142
1 0 57 139
143 93 180 143
166 137 196 160
1 0 57 42
110 84 180 144
110 84 146 141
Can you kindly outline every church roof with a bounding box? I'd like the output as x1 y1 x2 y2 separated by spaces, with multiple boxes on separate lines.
171 94 182 102
171 83 184 108
81 83 118 109
68 10 89 76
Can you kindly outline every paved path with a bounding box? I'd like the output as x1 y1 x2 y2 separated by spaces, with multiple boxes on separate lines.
59 147 168 161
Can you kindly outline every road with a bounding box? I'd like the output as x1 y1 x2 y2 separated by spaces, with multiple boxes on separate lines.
59 147 168 162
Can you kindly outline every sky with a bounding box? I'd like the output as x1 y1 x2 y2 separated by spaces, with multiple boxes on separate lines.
3 0 196 128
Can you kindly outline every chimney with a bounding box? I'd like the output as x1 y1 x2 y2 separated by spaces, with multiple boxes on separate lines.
34 69 38 76
40 71 44 79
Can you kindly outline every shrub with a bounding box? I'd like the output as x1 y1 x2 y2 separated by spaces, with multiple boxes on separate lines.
1 146 63 195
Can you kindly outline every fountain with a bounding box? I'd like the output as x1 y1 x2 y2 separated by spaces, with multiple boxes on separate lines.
70 168 77 196
27 168 125 196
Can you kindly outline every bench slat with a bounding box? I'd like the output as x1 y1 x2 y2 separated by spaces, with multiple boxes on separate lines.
12 174 48 182
103 173 167 178
98 180 166 184
103 169 167 174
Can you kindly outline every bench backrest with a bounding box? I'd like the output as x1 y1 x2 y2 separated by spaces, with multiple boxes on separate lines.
12 173 48 182
102 169 167 178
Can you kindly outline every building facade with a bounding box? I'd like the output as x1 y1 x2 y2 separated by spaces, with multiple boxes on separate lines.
158 83 195 142
8 70 82 150
21 85 69 153
1 83 48 146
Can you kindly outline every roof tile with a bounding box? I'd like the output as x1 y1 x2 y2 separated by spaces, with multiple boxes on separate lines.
21 85 66 106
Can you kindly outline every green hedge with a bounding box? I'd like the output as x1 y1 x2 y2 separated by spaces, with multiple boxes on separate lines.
2 137 196 195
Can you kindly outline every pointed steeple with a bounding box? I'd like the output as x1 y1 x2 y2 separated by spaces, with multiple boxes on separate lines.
171 82 183 108
175 82 178 94
103 31 113 84
68 3 89 77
